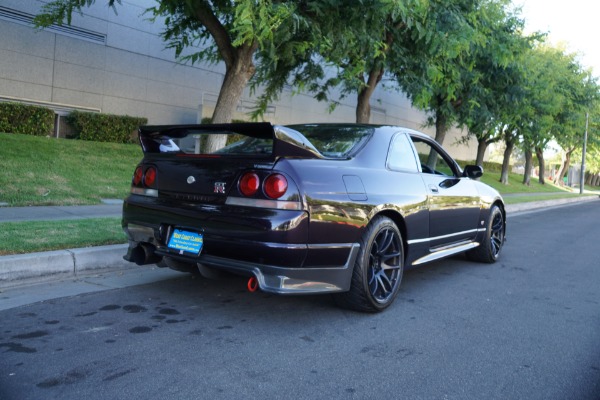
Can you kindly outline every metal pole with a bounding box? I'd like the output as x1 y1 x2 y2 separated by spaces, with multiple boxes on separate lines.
580 112 589 194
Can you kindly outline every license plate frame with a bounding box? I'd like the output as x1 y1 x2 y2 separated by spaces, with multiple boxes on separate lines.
167 228 203 255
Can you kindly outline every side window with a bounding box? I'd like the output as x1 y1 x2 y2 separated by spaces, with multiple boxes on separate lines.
411 138 456 177
387 133 419 172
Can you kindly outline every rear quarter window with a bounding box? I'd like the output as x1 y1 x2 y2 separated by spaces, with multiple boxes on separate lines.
387 133 419 172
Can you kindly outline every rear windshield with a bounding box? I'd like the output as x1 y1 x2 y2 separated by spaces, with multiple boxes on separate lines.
145 130 273 156
286 125 373 158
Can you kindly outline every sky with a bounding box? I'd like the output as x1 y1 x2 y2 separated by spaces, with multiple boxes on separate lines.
517 0 600 77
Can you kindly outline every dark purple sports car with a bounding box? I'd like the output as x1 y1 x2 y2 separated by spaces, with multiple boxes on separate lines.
122 123 505 312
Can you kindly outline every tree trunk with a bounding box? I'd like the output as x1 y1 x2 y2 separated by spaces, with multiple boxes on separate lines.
475 138 488 167
553 149 574 186
434 108 448 145
500 139 515 185
355 66 384 123
593 174 600 187
535 146 546 184
522 148 533 186
204 43 257 152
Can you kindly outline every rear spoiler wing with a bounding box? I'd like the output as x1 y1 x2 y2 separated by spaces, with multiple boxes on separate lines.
138 122 325 159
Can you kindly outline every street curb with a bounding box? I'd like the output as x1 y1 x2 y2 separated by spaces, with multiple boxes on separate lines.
0 196 598 289
0 244 131 289
505 195 599 213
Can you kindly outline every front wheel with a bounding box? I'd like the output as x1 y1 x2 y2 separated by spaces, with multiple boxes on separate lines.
467 204 505 263
334 216 404 313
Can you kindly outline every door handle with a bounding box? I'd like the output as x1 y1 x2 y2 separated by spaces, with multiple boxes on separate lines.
428 184 439 193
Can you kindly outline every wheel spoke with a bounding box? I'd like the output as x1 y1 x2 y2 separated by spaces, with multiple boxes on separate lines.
378 273 393 294
378 230 394 255
369 272 379 294
381 251 401 262
491 216 503 232
381 263 401 271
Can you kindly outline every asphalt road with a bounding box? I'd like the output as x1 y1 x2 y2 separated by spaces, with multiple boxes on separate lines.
1 202 599 400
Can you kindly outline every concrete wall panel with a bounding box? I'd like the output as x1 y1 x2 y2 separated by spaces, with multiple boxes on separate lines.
144 102 198 125
0 22 55 59
54 36 106 70
145 80 201 109
146 58 192 87
101 95 147 117
0 48 54 85
105 22 150 55
53 61 105 94
52 88 103 109
103 70 147 101
105 47 148 79
0 79 52 103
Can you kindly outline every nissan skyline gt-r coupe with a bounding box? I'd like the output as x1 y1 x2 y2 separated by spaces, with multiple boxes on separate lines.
122 123 506 312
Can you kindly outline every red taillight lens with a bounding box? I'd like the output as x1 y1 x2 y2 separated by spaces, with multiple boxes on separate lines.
264 174 288 199
239 172 260 196
133 166 143 186
144 167 157 187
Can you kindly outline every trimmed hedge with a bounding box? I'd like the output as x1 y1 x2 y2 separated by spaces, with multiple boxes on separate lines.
0 102 54 136
67 110 147 144
456 160 505 173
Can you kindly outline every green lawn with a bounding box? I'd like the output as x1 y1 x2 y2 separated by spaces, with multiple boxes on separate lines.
479 172 569 194
0 133 142 206
0 218 126 255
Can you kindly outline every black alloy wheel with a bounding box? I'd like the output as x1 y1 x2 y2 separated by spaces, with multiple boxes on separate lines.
368 226 403 304
489 208 504 258
335 216 404 312
467 204 505 263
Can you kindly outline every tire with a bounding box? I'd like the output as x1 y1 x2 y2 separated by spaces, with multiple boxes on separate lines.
467 204 505 263
334 216 404 313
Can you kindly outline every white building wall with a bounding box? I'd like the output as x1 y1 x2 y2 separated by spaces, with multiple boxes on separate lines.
0 0 479 161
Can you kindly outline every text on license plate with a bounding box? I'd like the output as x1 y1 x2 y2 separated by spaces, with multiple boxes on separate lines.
167 229 203 254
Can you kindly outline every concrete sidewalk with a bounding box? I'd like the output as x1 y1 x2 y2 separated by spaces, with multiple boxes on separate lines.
0 195 598 289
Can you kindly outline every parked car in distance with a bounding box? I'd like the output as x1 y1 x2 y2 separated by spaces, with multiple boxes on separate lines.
122 123 506 312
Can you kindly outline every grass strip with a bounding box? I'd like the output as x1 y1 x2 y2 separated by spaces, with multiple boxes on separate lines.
0 133 141 206
0 218 126 256
479 173 570 194
502 193 596 205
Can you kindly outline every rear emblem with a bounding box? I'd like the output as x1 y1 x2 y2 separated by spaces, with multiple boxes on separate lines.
214 182 226 194
187 176 196 184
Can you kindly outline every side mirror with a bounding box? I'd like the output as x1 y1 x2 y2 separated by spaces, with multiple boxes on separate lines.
463 165 483 179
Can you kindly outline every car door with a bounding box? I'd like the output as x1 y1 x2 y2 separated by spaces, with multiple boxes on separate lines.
409 135 482 249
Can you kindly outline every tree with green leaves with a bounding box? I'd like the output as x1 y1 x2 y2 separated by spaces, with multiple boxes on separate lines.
549 60 598 186
397 0 507 145
251 0 429 124
35 0 303 151
456 5 534 168
518 46 571 185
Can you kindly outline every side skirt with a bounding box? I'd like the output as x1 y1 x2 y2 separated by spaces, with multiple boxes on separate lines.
411 241 479 266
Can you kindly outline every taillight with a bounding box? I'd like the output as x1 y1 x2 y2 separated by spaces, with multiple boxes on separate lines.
144 166 157 187
264 174 288 199
239 172 260 196
132 166 143 186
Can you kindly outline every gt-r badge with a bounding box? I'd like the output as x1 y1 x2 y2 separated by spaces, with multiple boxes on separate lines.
187 176 196 184
214 182 226 194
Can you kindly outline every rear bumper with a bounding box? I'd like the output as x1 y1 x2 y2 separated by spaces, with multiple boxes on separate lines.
192 246 359 294
122 195 359 294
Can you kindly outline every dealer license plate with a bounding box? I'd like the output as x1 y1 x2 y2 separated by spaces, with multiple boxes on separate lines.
167 228 203 255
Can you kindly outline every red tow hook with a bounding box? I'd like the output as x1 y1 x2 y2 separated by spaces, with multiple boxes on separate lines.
247 277 259 293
